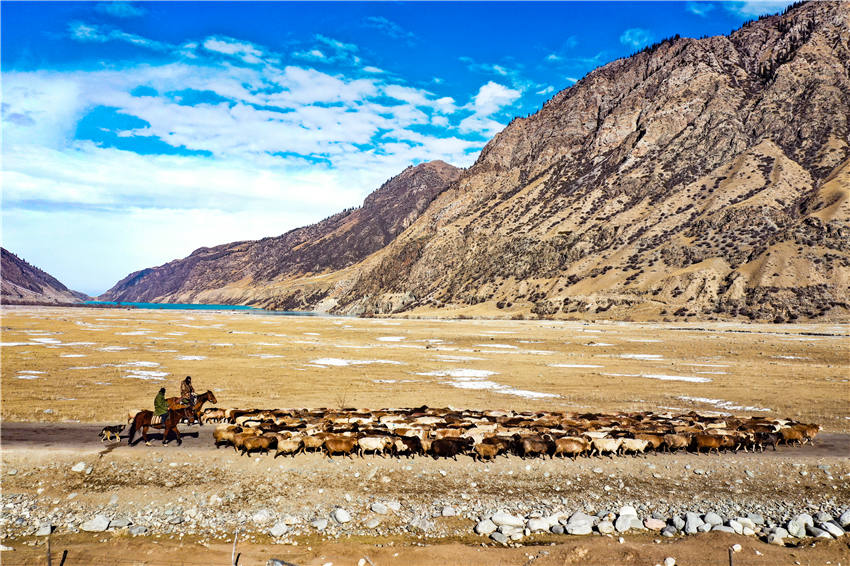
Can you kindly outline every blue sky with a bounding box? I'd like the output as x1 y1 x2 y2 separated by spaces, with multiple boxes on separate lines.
1 1 795 296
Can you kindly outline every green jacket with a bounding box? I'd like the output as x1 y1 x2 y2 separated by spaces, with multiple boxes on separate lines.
154 391 168 416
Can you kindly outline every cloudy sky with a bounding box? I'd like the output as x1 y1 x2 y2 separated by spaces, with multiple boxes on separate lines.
1 1 794 296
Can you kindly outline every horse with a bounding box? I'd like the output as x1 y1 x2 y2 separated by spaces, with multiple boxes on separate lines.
127 407 194 446
166 390 218 425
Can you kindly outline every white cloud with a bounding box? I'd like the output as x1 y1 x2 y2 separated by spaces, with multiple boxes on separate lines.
69 21 169 51
686 1 716 17
362 66 384 74
725 1 795 18
536 85 555 95
2 27 505 294
95 2 146 18
363 16 416 44
316 34 358 53
619 28 654 49
202 36 268 65
458 81 521 137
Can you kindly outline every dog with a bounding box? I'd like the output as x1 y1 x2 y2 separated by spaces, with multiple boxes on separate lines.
99 424 125 443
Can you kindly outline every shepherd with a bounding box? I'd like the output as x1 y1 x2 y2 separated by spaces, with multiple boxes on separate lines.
180 375 196 407
154 386 169 424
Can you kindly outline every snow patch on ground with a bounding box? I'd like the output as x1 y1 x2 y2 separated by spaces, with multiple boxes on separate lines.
584 342 614 347
474 343 517 349
441 376 559 399
60 354 87 358
677 396 770 412
376 336 406 342
618 354 663 360
416 368 497 378
434 355 485 362
310 358 404 367
176 355 207 361
249 354 285 359
99 346 129 352
602 372 712 383
549 363 603 368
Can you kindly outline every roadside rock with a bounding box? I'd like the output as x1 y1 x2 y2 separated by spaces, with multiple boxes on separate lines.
331 509 351 524
491 511 524 528
370 502 388 515
80 515 110 533
475 519 497 535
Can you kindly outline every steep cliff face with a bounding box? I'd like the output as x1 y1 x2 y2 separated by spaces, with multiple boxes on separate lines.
102 1 849 321
263 1 849 321
100 161 460 303
1 248 89 303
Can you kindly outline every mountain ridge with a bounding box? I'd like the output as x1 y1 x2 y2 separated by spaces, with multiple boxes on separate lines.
1 248 90 304
101 1 849 322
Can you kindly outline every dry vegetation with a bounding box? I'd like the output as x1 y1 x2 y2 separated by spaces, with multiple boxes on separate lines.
1 306 847 431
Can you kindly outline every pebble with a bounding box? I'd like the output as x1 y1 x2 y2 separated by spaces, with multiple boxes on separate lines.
7 469 17 476
441 506 456 517
490 531 508 545
0 545 13 551
767 533 785 546
310 518 328 531
364 518 381 529
370 502 388 515
597 520 615 534
475 519 497 535
664 558 676 566
252 509 273 524
644 518 666 531
331 509 351 524
806 525 833 539
526 518 548 532
703 512 723 526
838 509 850 528
491 511 524 528
660 526 677 538
35 524 52 537
731 544 741 552
820 522 844 538
269 522 289 538
71 462 87 473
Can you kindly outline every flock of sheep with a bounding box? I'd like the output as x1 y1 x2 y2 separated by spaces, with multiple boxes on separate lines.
206 406 820 460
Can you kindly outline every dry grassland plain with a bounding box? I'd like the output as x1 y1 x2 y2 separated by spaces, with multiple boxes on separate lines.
1 306 847 430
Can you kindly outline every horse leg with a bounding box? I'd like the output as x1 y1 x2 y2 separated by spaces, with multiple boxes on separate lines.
142 426 151 446
174 424 182 445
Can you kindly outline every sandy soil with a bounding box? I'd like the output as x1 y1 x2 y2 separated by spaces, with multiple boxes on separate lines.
3 534 850 566
2 306 848 564
1 306 848 430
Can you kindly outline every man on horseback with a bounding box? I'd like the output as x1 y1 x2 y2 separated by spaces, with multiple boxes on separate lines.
153 387 169 424
179 376 196 407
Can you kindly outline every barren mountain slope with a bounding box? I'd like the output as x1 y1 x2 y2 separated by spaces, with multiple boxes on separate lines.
99 161 460 303
256 1 849 321
1 248 89 303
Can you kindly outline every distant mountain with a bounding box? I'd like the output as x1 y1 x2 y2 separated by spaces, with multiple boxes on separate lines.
253 0 850 321
1 248 90 304
103 1 849 322
100 161 461 305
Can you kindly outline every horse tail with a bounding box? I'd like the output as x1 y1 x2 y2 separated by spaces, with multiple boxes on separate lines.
128 413 138 444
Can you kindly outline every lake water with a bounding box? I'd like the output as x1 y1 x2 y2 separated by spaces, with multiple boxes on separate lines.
83 301 318 316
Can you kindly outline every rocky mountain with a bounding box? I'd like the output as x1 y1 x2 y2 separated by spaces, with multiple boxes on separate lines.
1 248 89 304
103 1 849 322
253 1 850 321
100 161 461 303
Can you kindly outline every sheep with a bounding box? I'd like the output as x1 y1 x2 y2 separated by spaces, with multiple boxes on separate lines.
473 443 500 461
393 436 422 458
516 435 553 459
430 437 473 460
590 437 623 458
202 408 226 424
323 436 358 458
662 433 690 453
619 438 650 456
358 436 391 457
239 434 276 456
213 425 242 448
552 437 589 459
273 436 303 458
693 434 723 454
232 430 262 453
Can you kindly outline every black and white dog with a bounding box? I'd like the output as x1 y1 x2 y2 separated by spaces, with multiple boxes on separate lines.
99 424 125 443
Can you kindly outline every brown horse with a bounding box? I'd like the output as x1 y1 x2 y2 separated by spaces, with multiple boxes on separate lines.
166 390 218 425
127 408 193 446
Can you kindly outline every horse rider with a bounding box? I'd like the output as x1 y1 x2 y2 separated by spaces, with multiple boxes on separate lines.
179 375 196 407
153 387 169 423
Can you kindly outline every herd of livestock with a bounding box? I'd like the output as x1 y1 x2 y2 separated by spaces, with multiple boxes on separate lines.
203 406 820 460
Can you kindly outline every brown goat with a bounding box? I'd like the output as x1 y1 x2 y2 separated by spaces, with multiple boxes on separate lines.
323 436 358 458
239 434 276 456
553 437 588 459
